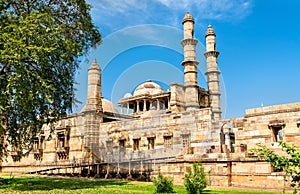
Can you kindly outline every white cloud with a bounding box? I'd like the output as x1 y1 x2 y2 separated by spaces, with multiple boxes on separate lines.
87 0 252 33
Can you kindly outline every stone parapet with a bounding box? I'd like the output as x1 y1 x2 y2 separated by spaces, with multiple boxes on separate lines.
158 158 292 190
245 102 300 117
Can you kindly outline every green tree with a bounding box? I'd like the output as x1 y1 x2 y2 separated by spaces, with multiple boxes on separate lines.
184 162 208 194
152 171 175 193
251 142 300 192
0 0 101 160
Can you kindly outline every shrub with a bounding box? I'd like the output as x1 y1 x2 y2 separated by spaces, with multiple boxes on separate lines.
184 162 208 194
152 171 175 193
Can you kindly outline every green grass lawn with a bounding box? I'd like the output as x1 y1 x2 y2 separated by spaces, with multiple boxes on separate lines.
0 175 290 194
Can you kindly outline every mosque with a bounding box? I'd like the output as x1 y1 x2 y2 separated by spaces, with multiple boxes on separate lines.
2 12 300 190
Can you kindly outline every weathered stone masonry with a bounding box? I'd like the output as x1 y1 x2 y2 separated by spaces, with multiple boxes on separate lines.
2 12 300 190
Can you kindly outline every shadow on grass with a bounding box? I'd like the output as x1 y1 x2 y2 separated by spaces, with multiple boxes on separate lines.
0 177 130 192
202 190 213 194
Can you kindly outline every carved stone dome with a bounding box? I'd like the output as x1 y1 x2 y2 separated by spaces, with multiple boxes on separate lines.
102 98 118 114
133 80 164 96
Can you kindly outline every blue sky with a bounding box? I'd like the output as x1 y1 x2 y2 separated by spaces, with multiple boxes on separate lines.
75 0 300 119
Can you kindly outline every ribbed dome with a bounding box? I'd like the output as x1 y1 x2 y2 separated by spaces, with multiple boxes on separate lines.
102 98 118 114
133 80 164 96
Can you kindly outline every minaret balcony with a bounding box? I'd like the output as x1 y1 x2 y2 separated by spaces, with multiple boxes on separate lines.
181 60 199 66
205 69 221 75
181 39 198 47
204 51 219 58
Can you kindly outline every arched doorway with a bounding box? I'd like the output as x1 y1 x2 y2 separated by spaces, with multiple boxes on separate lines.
220 123 235 153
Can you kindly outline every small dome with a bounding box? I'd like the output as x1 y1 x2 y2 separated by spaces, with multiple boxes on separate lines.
123 93 132 98
133 80 164 96
102 98 118 114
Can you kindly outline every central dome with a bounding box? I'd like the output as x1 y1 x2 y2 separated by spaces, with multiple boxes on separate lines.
133 80 164 96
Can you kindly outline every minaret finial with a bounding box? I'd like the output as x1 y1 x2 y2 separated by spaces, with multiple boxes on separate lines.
89 58 101 70
206 25 216 37
182 12 194 24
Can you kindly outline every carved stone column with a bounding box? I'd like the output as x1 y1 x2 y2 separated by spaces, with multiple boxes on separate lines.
143 100 147 112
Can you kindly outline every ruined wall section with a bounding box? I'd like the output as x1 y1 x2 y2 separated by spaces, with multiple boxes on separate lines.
229 102 300 150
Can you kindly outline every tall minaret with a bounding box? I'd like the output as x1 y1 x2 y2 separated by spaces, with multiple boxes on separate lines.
82 58 103 119
81 59 103 160
181 12 199 110
204 25 221 120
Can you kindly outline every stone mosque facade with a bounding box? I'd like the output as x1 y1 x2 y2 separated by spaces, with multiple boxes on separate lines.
2 12 300 190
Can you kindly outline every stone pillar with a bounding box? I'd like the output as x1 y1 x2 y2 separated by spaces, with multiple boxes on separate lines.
156 99 160 110
149 100 154 110
105 164 111 179
204 25 221 121
127 160 132 179
181 12 199 111
87 166 91 177
120 104 123 114
136 100 140 113
224 132 231 153
143 100 147 112
127 103 130 114
94 164 100 178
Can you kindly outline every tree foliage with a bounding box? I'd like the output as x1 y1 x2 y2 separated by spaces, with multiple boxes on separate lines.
184 162 208 194
251 142 300 190
0 0 101 160
152 171 175 193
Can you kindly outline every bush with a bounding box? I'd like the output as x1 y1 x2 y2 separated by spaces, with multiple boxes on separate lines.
152 171 175 193
184 162 208 194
